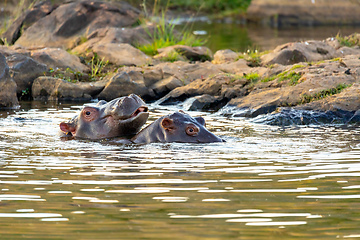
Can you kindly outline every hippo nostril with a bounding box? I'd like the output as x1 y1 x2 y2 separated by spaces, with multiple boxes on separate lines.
221 138 226 142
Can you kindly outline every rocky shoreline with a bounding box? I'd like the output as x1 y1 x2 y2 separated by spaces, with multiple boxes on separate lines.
1 0 360 126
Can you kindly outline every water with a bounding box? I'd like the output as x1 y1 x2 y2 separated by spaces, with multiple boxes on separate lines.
182 21 360 52
1 101 360 239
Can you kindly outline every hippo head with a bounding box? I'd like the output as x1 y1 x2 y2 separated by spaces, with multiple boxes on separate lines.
59 94 149 139
132 111 224 143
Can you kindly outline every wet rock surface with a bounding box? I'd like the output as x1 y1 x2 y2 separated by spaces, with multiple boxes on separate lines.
0 53 19 109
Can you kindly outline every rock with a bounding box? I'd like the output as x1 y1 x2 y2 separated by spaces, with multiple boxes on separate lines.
222 55 360 118
336 46 360 56
155 45 213 62
151 76 184 98
15 1 140 49
212 49 239 64
217 59 250 74
261 41 337 66
97 72 151 101
157 73 247 105
143 68 164 87
32 76 106 101
183 94 227 111
71 25 153 54
296 83 360 113
156 61 221 85
6 53 48 94
246 0 360 27
251 108 352 126
0 53 19 109
30 48 89 73
92 43 152 66
2 0 56 44
0 45 30 57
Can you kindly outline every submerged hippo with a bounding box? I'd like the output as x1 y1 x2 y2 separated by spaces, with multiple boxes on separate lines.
131 111 224 143
59 94 149 139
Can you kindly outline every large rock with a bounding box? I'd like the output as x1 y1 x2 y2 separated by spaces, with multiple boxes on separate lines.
30 48 89 73
157 73 251 105
252 83 360 125
92 43 152 66
71 25 153 54
97 71 152 101
6 53 48 94
155 61 222 85
2 0 56 44
221 56 360 118
0 53 19 109
183 94 227 111
212 49 239 64
32 76 106 101
247 0 360 27
15 1 140 49
297 83 360 113
150 76 184 98
261 41 337 66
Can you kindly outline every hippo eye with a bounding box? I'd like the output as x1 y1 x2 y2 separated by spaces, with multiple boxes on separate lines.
82 107 98 121
186 124 199 136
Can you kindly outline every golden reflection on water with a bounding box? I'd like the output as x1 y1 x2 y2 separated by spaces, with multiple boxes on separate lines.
0 101 360 239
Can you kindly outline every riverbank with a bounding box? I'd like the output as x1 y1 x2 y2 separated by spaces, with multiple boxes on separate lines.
0 0 360 126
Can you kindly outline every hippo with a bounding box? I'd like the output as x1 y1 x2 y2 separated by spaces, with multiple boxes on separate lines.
59 94 149 139
130 111 224 143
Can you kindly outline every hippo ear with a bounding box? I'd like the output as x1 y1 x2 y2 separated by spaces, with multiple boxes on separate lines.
195 117 206 126
96 100 107 106
161 118 175 131
60 122 76 134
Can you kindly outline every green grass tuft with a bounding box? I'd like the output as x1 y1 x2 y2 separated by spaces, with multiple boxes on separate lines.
300 83 352 104
336 33 360 47
137 10 206 56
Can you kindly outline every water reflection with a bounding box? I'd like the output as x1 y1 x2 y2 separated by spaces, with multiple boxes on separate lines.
1 101 360 238
181 22 360 51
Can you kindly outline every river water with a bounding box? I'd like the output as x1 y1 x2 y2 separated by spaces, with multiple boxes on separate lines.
1 100 360 239
185 21 360 52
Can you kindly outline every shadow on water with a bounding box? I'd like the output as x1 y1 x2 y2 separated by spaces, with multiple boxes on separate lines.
1 101 360 238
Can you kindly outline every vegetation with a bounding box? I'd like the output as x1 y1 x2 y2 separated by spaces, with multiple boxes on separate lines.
46 53 110 83
261 65 305 86
0 0 38 40
237 49 268 67
277 71 303 86
336 33 360 47
89 53 109 80
137 11 206 56
244 72 260 83
134 0 251 16
300 83 352 104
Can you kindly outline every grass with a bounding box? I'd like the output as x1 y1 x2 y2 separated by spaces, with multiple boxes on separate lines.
89 53 109 80
300 83 352 104
336 33 360 47
137 10 206 56
244 72 260 83
140 0 252 15
0 0 37 42
237 49 269 67
261 64 305 85
277 71 303 85
46 52 110 83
